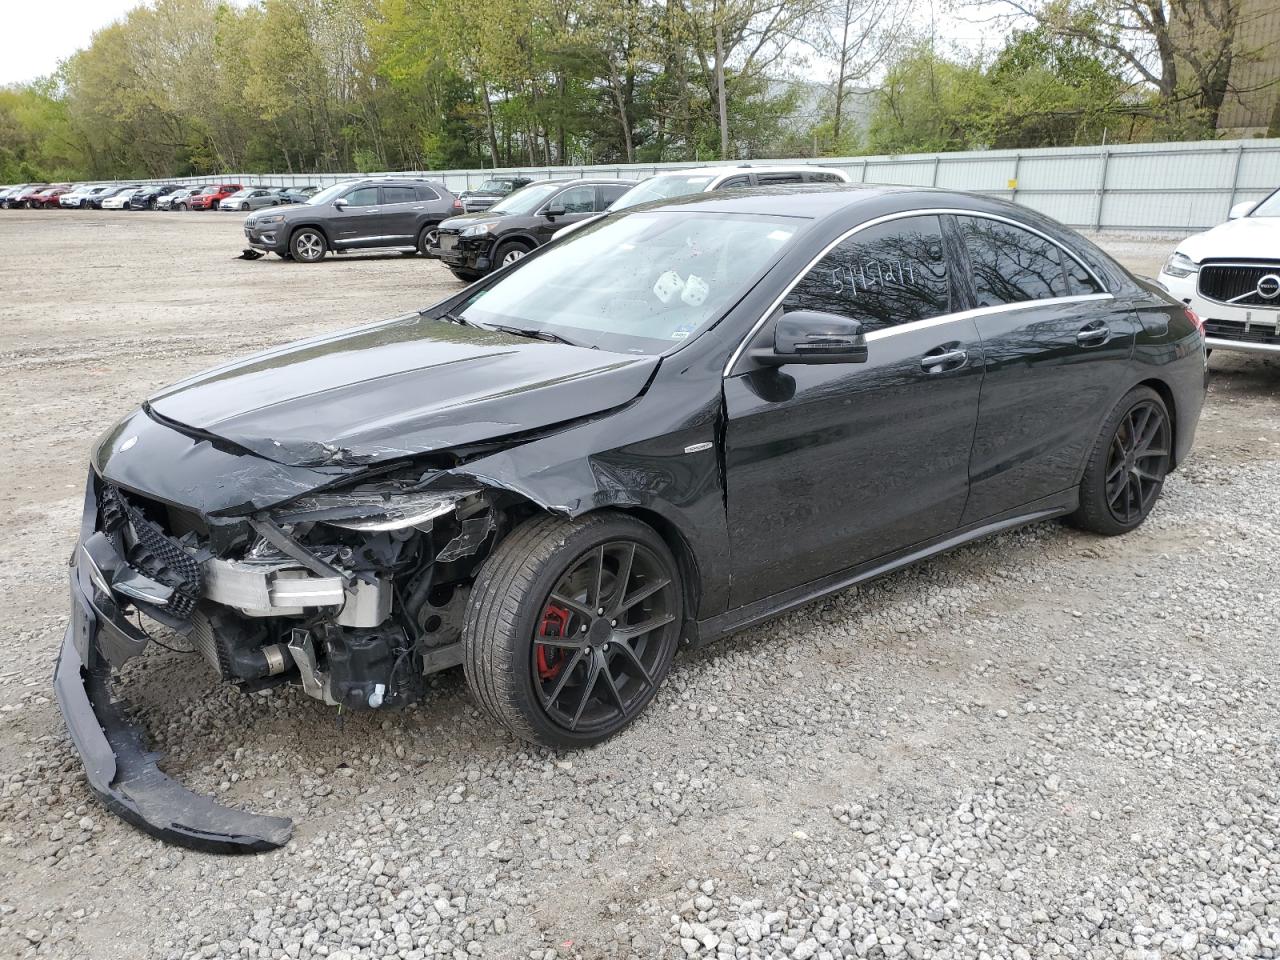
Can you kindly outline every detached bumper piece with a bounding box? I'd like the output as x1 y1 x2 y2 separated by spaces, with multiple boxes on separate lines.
55 480 293 853
54 623 293 853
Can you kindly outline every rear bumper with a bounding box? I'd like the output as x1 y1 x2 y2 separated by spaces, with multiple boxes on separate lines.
54 480 293 852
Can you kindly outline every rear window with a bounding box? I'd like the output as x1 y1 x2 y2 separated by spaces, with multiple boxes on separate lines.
958 216 1069 306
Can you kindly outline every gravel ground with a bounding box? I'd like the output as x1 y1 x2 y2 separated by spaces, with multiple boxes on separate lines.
0 210 1277 960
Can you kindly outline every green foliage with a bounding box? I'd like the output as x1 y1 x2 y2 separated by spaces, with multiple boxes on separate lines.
0 0 1225 180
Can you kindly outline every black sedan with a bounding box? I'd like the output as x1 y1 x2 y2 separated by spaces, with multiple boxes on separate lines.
128 183 184 210
433 178 636 280
56 187 1206 851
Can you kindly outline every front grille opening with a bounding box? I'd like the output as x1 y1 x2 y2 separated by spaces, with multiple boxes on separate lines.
1198 262 1280 308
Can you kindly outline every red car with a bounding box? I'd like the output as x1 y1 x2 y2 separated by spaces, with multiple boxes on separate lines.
187 183 243 210
29 186 72 208
7 184 50 208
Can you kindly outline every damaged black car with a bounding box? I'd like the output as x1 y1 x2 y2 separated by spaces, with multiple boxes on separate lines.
57 186 1207 852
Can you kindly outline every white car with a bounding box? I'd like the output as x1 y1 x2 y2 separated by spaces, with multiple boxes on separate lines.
552 164 851 239
99 188 139 210
61 185 109 208
1158 190 1280 355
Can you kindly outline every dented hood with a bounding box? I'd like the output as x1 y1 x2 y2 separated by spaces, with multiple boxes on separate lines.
146 315 658 467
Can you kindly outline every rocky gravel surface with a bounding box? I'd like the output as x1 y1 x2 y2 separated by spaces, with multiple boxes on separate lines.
0 212 1277 959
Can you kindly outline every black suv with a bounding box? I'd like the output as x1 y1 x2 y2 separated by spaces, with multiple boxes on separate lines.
434 178 636 281
128 184 184 210
459 176 534 213
242 177 459 263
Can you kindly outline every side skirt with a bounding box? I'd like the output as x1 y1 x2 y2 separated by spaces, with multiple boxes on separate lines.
691 489 1077 646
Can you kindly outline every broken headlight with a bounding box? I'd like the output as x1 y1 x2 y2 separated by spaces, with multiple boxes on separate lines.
271 487 480 532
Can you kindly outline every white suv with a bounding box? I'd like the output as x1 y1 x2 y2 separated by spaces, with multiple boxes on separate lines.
553 164 850 238
1157 189 1280 355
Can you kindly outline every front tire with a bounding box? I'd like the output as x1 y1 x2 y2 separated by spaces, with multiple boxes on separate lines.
290 228 327 263
416 224 439 256
1067 386 1172 536
494 239 531 269
450 268 482 282
464 513 682 748
240 202 250 211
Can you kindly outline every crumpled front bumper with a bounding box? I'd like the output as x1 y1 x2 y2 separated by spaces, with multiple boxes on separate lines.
53 479 293 853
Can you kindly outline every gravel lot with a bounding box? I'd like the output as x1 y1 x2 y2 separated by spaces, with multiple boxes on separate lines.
1 210 1277 960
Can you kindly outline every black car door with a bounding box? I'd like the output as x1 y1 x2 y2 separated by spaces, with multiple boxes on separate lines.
723 214 985 607
534 184 599 244
954 214 1139 524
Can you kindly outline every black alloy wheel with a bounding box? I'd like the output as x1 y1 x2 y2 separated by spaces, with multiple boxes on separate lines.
533 540 677 735
1104 399 1170 525
464 513 682 747
1069 386 1171 535
416 225 439 256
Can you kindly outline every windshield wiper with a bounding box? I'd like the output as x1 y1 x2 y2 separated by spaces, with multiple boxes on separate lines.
483 323 585 348
433 311 477 327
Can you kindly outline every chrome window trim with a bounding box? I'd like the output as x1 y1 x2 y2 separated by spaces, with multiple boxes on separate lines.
723 207 1110 376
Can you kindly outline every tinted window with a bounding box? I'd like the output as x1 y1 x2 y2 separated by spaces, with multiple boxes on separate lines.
782 215 951 333
715 175 750 189
757 172 804 185
343 186 380 207
960 216 1069 306
599 183 631 205
383 185 417 205
415 184 440 201
1063 255 1103 295
554 185 596 213
809 172 844 183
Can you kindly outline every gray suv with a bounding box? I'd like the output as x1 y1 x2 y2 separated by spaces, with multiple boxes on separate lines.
241 177 460 262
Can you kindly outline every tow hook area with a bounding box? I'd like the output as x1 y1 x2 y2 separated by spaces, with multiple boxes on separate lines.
54 618 293 853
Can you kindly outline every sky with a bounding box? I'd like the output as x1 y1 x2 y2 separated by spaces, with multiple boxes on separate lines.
0 0 139 85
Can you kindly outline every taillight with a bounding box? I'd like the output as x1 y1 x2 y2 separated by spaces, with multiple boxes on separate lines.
1185 306 1204 337
451 198 462 211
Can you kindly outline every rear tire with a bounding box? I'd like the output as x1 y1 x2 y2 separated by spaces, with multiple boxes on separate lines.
463 512 682 748
290 228 327 263
1067 386 1172 536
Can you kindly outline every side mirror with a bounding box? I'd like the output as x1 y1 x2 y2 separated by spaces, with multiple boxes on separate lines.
1228 200 1256 220
544 204 566 219
757 310 869 365
333 197 348 210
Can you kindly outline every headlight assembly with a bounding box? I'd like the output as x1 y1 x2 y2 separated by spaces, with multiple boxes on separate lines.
460 223 496 238
1163 251 1199 278
271 486 480 532
255 214 284 226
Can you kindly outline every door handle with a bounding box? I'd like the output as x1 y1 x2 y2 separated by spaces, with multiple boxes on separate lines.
1076 323 1110 345
921 349 967 372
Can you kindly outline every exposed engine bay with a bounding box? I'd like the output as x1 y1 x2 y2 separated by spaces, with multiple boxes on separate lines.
86 469 511 712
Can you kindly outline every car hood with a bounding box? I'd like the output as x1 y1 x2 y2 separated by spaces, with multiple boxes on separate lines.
440 212 509 230
145 314 659 468
1177 216 1280 262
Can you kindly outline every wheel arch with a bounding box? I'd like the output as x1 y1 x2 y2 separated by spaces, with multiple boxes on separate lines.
485 492 705 638
288 221 332 245
1135 376 1179 468
495 232 538 251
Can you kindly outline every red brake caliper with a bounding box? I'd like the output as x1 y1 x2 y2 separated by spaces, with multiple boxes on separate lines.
537 604 572 680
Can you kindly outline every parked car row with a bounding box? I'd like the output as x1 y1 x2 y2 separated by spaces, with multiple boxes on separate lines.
238 164 851 276
0 181 321 211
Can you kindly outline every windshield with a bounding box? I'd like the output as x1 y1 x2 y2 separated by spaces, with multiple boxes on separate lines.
228 188 252 199
1250 189 1280 217
612 174 717 211
489 181 563 215
455 211 801 354
308 181 358 205
477 179 516 192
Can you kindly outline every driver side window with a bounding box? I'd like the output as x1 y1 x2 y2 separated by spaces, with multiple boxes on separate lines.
781 215 952 334
554 185 596 213
343 186 379 207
